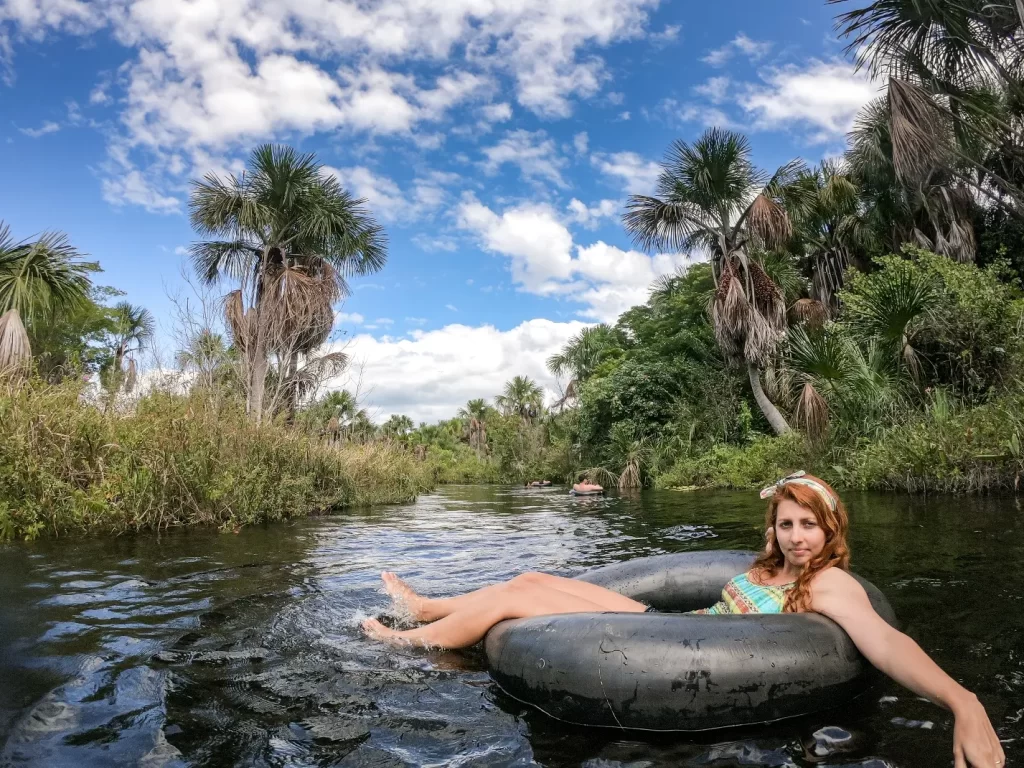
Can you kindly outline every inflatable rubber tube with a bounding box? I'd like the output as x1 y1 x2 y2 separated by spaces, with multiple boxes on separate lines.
569 489 604 496
485 550 897 731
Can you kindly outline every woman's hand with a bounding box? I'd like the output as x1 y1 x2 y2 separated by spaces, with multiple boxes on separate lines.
951 692 1005 768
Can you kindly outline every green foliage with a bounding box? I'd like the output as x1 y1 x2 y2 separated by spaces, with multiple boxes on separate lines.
657 432 815 490
0 379 429 541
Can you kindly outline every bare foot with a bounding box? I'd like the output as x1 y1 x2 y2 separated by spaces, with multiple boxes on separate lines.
381 572 428 621
361 618 410 646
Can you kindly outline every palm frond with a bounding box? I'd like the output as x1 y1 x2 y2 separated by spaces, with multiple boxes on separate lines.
0 308 31 375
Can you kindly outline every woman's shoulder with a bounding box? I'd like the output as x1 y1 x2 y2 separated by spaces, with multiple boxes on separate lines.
809 566 866 598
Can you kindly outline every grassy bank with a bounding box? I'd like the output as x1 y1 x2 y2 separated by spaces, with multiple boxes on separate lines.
657 389 1024 494
0 380 433 541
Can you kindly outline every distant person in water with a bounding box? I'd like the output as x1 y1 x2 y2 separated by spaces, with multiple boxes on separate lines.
571 481 603 494
363 472 1003 768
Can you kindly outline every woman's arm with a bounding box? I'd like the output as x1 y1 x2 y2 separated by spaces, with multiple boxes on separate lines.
810 568 1005 768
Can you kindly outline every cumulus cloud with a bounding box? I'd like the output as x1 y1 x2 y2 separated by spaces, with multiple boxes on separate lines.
703 33 772 67
694 76 730 104
335 312 365 325
323 165 454 223
481 129 568 187
567 198 618 229
591 151 661 195
457 195 689 321
2 0 662 207
328 319 588 422
737 59 880 142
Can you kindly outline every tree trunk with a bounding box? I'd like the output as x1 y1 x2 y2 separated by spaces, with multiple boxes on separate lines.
747 362 790 435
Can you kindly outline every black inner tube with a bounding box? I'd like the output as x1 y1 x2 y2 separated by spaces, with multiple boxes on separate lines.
485 551 897 732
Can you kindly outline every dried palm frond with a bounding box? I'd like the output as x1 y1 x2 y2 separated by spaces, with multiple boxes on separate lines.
263 263 341 353
747 193 792 248
763 363 795 410
888 78 951 184
223 290 252 353
711 260 747 361
743 306 784 367
789 298 829 330
124 358 138 394
0 308 31 375
793 381 829 442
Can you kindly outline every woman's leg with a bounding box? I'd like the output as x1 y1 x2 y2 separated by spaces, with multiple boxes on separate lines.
382 571 644 622
364 578 643 649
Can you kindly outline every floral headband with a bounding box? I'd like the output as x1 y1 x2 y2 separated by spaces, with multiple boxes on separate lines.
759 470 838 513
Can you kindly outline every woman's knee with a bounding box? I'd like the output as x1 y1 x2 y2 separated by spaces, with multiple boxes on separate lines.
509 571 547 588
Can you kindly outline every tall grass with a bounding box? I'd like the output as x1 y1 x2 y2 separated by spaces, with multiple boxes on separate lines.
0 379 432 541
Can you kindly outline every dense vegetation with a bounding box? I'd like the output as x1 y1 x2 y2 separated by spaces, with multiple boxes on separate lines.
3 0 1024 540
350 0 1024 493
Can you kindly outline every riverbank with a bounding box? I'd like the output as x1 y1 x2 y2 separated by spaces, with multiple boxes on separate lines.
0 379 432 541
409 387 1024 495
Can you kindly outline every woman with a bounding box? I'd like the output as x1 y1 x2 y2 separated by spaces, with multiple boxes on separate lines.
363 472 1004 768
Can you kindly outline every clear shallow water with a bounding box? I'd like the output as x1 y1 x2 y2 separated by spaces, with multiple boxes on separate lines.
0 486 1021 767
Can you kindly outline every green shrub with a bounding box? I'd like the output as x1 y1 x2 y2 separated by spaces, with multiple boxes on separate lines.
841 389 1024 493
655 432 816 490
0 379 432 541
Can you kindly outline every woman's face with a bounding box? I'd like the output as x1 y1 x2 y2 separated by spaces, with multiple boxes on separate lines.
773 498 827 567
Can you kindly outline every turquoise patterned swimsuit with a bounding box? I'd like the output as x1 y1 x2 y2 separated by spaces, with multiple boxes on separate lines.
692 572 794 615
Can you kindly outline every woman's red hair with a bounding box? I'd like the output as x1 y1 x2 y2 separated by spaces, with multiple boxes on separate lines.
750 475 850 613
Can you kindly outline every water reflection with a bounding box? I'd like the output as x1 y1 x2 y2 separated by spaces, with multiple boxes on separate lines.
0 486 1020 767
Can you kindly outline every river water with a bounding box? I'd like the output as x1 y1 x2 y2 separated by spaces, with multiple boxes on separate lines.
0 486 1021 767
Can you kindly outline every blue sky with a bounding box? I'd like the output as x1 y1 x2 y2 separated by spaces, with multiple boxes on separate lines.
0 0 879 421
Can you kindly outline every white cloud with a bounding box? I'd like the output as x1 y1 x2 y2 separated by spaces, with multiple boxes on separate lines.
651 24 680 44
405 316 427 325
671 101 736 129
567 198 618 229
703 33 772 67
573 131 589 155
618 110 631 121
323 165 451 223
335 312 365 325
738 59 880 142
101 168 180 214
374 317 394 326
3 0 662 208
19 120 60 137
481 129 568 187
329 318 588 422
591 151 661 195
445 304 458 312
695 76 730 104
457 196 690 321
481 102 513 122
412 234 458 252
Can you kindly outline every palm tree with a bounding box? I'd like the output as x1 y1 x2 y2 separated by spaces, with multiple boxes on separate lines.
842 257 941 381
381 414 414 438
623 129 806 434
188 144 387 421
787 161 868 312
495 375 544 422
0 223 92 372
457 398 490 457
847 98 978 262
547 324 622 408
832 0 1024 210
106 302 155 394
176 328 232 388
